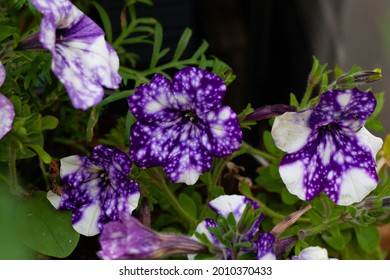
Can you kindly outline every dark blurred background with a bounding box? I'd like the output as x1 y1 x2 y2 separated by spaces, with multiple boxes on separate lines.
100 0 390 147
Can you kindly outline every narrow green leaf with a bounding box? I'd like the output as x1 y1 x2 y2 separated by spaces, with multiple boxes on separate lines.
150 23 163 68
91 1 113 43
289 93 299 107
16 191 80 258
173 28 192 61
27 144 51 164
263 131 277 155
192 40 209 60
0 26 19 42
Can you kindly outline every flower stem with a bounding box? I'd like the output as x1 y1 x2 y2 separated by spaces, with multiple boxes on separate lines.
241 142 276 162
8 142 25 196
160 179 198 230
298 216 341 238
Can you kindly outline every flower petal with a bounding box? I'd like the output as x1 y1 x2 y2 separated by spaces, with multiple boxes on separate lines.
272 111 312 153
200 106 242 157
254 233 276 260
208 195 259 222
280 125 381 205
293 246 331 260
172 67 226 114
0 94 15 140
163 122 212 185
130 119 182 168
313 89 376 131
128 74 180 123
31 0 121 110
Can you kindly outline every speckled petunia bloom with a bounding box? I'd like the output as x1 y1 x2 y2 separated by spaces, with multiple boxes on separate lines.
190 195 275 260
128 67 242 185
29 0 121 110
47 145 140 236
271 88 383 205
0 62 15 140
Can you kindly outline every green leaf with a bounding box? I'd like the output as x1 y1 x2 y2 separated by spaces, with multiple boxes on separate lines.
178 193 197 219
321 226 345 251
91 1 113 43
289 93 299 107
281 188 299 205
0 26 19 42
27 144 51 164
150 22 163 68
40 115 58 131
263 131 277 155
355 224 380 254
173 28 192 61
191 40 209 60
86 106 100 143
16 191 79 258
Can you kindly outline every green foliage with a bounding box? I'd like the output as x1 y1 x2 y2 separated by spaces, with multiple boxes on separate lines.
16 191 80 258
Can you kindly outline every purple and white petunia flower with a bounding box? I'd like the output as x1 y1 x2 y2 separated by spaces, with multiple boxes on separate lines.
98 212 206 260
292 246 335 260
0 62 15 140
190 195 275 260
271 88 383 205
29 0 121 110
47 145 140 236
128 67 242 185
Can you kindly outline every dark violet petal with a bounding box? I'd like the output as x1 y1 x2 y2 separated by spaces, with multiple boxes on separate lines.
128 74 181 123
98 179 140 230
171 67 226 114
199 105 242 157
0 93 15 140
130 119 182 168
310 89 376 131
162 122 212 185
244 104 297 122
254 233 276 260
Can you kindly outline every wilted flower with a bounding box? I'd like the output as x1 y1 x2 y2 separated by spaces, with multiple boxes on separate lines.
0 62 14 140
272 88 383 205
98 212 207 260
47 145 140 236
128 67 242 185
191 195 275 260
292 246 335 260
28 0 121 110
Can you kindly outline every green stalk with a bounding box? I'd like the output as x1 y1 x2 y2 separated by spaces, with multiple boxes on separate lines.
159 179 198 230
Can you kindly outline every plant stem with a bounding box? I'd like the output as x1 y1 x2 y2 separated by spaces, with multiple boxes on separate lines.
298 216 341 238
160 178 198 230
241 142 276 162
8 142 25 195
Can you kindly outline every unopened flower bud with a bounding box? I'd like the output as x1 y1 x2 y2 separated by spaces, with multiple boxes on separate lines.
336 69 382 88
98 213 207 260
244 104 296 122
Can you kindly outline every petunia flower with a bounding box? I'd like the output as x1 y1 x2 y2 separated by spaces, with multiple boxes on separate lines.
128 67 242 185
97 212 207 260
190 195 275 260
0 62 15 140
47 145 140 236
292 246 335 260
271 88 383 205
28 0 121 110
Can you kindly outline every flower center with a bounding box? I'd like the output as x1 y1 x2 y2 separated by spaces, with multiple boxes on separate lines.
182 110 197 123
99 171 110 181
